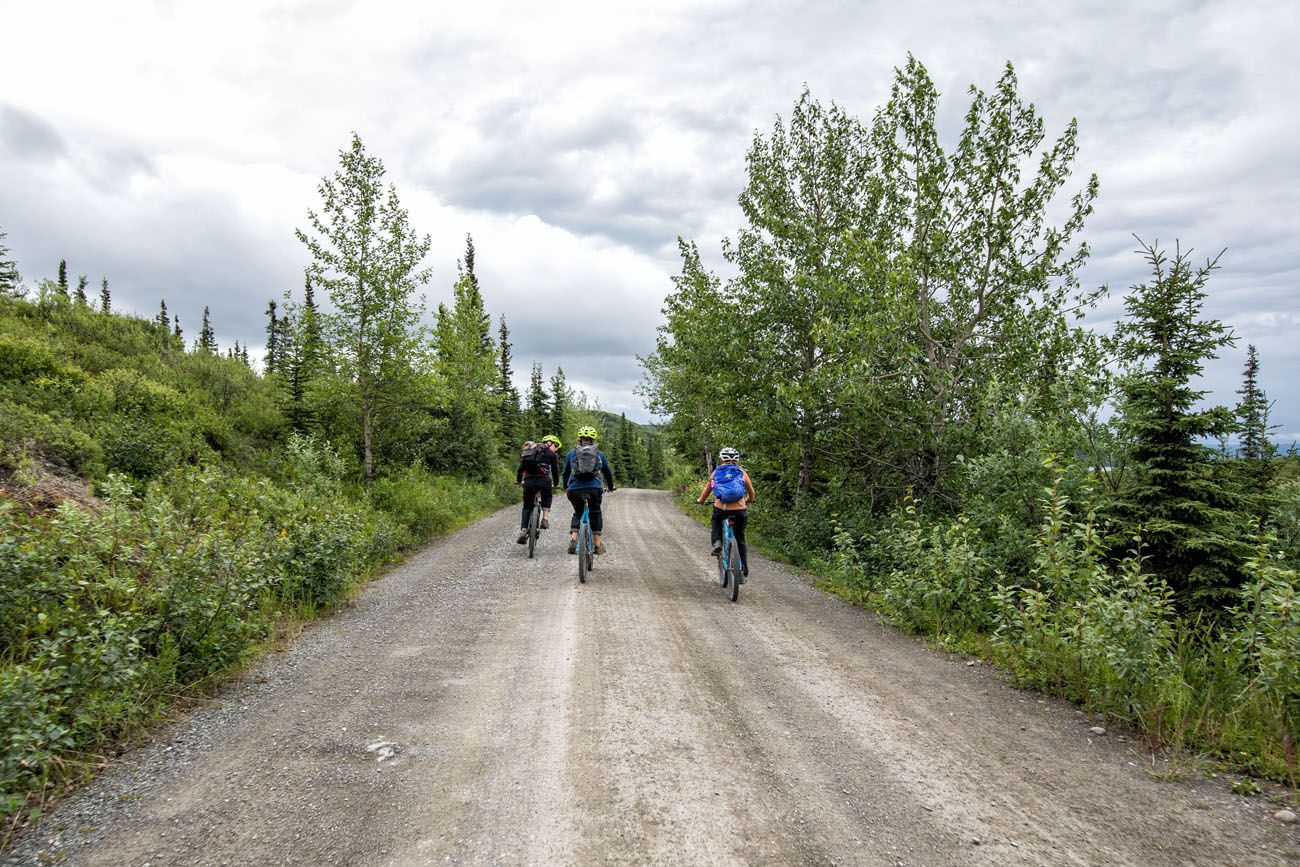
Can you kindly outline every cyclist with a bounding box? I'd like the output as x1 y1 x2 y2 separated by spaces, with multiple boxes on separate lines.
696 447 755 578
516 436 561 544
561 425 616 555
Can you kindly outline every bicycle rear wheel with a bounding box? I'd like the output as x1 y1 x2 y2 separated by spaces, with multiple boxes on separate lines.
727 537 741 602
527 502 539 559
577 524 589 583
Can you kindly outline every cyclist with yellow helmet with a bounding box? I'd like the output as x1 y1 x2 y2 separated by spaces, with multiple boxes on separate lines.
561 425 616 555
516 434 562 544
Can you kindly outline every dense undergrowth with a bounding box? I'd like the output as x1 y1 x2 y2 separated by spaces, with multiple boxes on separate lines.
672 461 1300 786
0 295 514 831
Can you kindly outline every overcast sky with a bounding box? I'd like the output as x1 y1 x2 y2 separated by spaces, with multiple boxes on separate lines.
2 0 1297 437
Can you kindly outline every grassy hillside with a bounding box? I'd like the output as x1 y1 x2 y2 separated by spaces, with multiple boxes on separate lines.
0 293 515 833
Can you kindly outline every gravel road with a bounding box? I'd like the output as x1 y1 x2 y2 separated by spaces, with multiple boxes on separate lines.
6 489 1297 866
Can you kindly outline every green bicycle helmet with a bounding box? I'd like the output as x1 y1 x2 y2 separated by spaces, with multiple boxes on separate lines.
576 425 598 441
542 434 562 448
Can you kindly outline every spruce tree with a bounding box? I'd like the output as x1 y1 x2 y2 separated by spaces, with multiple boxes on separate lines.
155 299 169 329
0 228 21 296
173 315 182 341
549 367 569 440
265 300 280 373
99 277 110 312
1112 240 1243 609
525 363 550 439
495 315 521 449
647 435 666 486
74 275 88 305
199 306 217 353
1235 344 1276 513
56 259 68 297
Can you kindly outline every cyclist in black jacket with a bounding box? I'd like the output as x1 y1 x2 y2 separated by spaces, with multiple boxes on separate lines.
516 435 562 543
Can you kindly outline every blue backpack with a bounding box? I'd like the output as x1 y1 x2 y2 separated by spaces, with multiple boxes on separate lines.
712 464 747 504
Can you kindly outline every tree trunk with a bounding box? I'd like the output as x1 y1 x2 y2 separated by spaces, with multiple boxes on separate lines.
363 405 374 488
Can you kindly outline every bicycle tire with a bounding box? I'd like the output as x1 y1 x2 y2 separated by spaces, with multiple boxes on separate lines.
527 501 539 559
717 547 727 587
727 537 741 602
578 524 589 583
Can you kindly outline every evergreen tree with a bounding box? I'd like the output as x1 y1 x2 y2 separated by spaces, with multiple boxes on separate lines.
548 367 569 440
495 315 521 449
301 275 322 369
56 259 68 297
173 315 182 341
1112 240 1243 609
199 306 217 353
265 299 281 373
430 272 499 478
647 435 666 486
0 228 21 297
99 277 110 312
1234 344 1276 513
155 299 169 329
617 413 638 486
524 363 550 439
296 133 432 486
241 343 250 366
74 275 88 305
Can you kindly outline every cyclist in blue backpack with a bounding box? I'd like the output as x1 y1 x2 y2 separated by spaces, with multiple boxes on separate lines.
516 435 562 543
696 447 755 578
561 425 616 555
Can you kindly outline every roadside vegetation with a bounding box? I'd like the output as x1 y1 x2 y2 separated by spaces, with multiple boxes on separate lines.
647 57 1299 785
0 138 666 835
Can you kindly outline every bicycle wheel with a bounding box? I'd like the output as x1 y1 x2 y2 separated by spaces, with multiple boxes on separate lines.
527 500 539 559
717 547 727 587
727 537 741 602
577 524 589 583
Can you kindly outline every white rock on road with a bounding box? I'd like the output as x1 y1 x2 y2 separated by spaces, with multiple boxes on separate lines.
4 490 1296 865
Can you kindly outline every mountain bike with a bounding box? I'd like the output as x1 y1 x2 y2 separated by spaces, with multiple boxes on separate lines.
526 490 542 559
716 512 742 602
576 497 595 583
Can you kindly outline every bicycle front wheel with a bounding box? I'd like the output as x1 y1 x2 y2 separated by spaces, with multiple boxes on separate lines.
727 537 741 602
577 525 589 583
527 505 539 559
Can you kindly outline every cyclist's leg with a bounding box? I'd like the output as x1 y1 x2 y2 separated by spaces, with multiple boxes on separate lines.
710 507 725 554
539 483 554 528
520 481 534 528
731 509 750 576
567 488 585 552
588 489 605 553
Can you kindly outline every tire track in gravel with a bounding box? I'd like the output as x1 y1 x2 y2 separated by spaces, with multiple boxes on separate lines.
5 489 1297 866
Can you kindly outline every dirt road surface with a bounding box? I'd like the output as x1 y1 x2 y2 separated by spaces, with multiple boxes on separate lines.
7 490 1297 865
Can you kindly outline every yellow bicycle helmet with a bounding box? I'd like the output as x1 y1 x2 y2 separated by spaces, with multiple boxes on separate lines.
542 434 562 448
576 425 598 441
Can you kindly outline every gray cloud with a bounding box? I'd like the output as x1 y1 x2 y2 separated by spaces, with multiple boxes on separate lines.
0 104 67 161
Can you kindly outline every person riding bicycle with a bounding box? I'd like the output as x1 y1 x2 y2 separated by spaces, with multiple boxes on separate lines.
561 425 615 555
516 435 562 544
696 447 755 578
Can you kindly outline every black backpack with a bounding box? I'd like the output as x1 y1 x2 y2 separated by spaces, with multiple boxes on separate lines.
572 444 601 481
521 443 551 476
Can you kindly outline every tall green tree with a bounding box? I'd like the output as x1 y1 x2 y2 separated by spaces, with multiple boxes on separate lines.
1234 343 1276 515
155 299 169 329
1112 240 1242 609
99 277 110 312
429 271 498 478
548 367 569 440
495 315 521 449
264 300 281 373
647 434 666 486
295 133 432 485
56 259 68 297
0 228 20 297
173 315 182 341
198 306 217 353
524 363 550 439
74 275 88 305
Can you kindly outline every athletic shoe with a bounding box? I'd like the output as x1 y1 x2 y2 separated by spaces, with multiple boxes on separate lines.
540 518 550 529
710 541 722 556
594 543 606 555
516 531 528 544
567 539 577 555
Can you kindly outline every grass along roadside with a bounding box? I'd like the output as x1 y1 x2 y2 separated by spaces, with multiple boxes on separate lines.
0 456 515 849
669 469 1299 801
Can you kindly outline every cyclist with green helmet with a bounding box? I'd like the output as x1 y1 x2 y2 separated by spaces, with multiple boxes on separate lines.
561 425 616 555
516 434 562 544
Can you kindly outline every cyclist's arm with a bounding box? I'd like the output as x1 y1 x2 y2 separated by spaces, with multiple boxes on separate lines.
696 478 712 505
548 452 561 482
515 460 525 484
742 469 756 504
600 453 615 491
561 454 572 489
